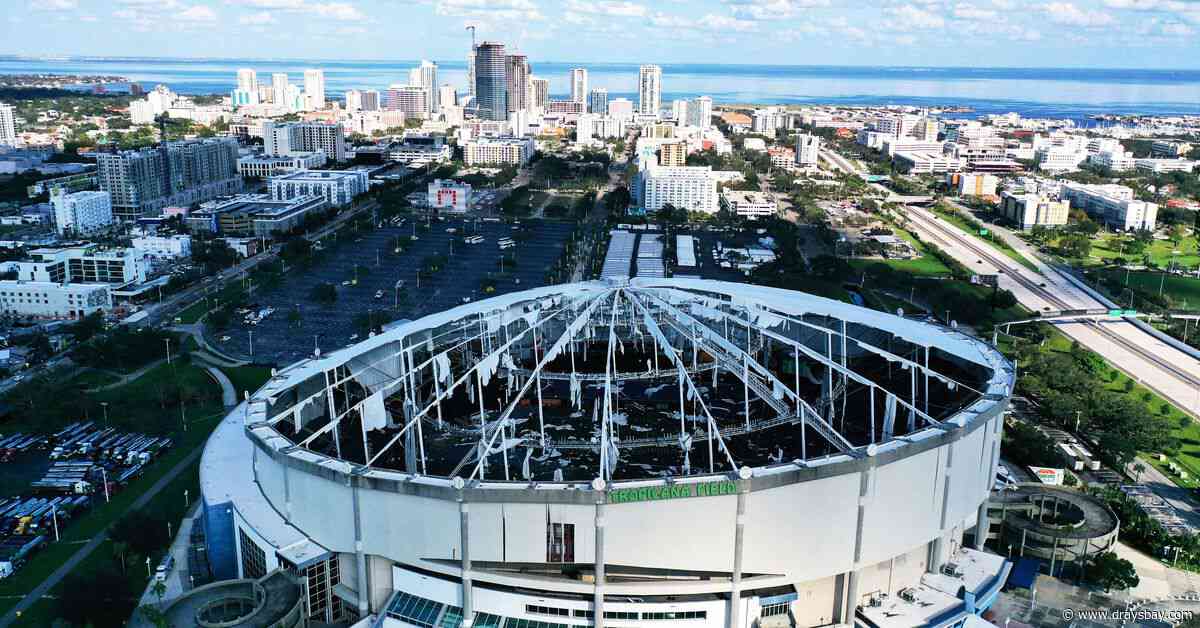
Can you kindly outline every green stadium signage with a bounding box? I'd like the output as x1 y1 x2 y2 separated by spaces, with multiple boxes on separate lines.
608 480 738 504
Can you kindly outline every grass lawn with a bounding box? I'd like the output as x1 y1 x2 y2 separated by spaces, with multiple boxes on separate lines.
1088 233 1200 269
218 365 274 399
74 369 121 390
849 226 953 277
173 283 249 325
1096 268 1200 311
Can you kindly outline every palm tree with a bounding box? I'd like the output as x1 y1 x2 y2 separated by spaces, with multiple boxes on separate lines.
112 540 130 574
1133 462 1147 482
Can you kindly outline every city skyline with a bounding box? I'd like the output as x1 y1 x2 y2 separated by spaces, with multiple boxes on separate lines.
3 0 1199 69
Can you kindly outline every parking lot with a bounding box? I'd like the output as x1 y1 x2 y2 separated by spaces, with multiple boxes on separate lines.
209 218 576 364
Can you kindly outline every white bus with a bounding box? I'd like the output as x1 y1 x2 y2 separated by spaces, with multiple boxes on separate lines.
498 237 515 250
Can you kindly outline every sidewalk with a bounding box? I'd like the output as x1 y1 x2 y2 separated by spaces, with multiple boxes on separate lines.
135 502 201 610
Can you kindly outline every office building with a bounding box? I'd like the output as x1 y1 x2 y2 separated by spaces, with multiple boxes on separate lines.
51 189 113 237
1152 140 1193 158
608 98 634 119
893 151 966 174
187 194 329 237
638 64 662 116
687 96 712 129
1135 158 1197 174
752 107 787 134
720 190 776 217
346 110 407 137
547 100 584 114
947 172 998 197
474 41 508 121
303 68 326 110
795 134 821 168
505 54 530 114
1061 182 1158 231
96 138 242 222
237 152 326 178
1000 191 1070 230
641 164 718 214
569 68 588 104
0 103 17 146
1089 149 1135 172
0 281 110 320
384 85 430 116
588 88 608 116
466 42 477 100
529 77 549 109
1035 146 1088 173
233 68 258 106
199 280 1011 625
131 234 192 259
271 73 289 109
263 121 346 163
410 60 439 114
463 137 535 166
18 245 147 286
268 169 369 207
427 179 472 213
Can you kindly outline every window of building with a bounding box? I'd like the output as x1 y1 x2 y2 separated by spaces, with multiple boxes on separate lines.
761 602 789 617
238 528 266 579
643 611 708 620
526 605 570 617
546 521 575 563
385 591 444 628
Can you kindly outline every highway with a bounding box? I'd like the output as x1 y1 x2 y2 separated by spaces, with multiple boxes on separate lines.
821 146 1200 417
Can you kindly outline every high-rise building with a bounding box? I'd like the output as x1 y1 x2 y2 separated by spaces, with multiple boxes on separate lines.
410 60 439 114
687 96 712 129
588 88 608 116
236 68 257 93
438 85 457 110
467 43 478 100
641 164 717 214
51 189 113 236
263 121 347 163
505 54 530 114
474 41 508 121
303 69 326 110
672 99 688 123
530 77 550 109
638 65 662 116
384 85 430 116
0 103 15 146
271 73 289 108
795 133 821 168
570 68 588 104
346 90 381 113
96 138 242 221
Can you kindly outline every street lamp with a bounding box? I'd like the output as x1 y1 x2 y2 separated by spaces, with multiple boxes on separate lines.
164 339 171 366
101 402 109 427
100 467 109 503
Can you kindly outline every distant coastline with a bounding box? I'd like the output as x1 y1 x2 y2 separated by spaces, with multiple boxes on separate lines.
2 56 1199 123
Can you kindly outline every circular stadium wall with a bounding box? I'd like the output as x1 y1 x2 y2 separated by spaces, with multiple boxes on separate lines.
200 278 1014 627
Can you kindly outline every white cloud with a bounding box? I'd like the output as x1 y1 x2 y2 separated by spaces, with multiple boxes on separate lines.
952 2 998 20
178 4 218 20
238 10 276 24
226 0 367 20
894 34 918 45
648 11 691 28
565 0 646 17
1160 19 1195 34
885 4 945 29
724 0 830 20
30 0 77 10
1042 2 1116 27
697 12 758 31
436 0 543 21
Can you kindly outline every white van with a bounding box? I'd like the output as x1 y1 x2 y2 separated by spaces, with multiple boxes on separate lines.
155 555 175 582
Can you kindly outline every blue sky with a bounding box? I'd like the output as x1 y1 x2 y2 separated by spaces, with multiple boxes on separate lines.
3 0 1199 68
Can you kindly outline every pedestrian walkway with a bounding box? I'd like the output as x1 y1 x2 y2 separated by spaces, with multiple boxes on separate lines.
135 502 201 610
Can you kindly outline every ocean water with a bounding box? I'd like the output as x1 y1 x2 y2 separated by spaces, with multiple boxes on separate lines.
3 56 1200 122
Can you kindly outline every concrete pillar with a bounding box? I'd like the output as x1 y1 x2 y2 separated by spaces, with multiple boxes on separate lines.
594 480 607 628
458 483 474 628
729 475 750 628
845 455 876 623
350 477 369 618
974 501 988 550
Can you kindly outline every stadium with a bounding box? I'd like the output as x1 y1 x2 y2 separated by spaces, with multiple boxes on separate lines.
199 277 1015 628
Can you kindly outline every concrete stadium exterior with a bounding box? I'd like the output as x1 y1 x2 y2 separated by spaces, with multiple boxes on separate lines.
200 278 1015 628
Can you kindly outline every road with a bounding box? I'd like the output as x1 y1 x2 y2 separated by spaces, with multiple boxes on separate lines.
0 444 207 628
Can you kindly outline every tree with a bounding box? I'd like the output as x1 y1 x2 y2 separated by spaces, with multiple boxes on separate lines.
1087 552 1140 592
309 282 338 305
57 564 130 626
287 307 302 327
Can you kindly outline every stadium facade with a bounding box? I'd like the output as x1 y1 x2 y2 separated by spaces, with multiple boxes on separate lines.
200 278 1015 627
